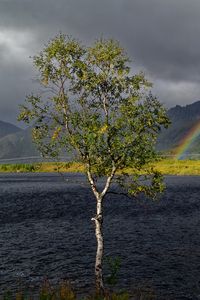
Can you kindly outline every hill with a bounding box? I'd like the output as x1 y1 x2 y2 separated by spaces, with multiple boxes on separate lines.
0 101 200 160
0 120 22 139
156 101 200 154
0 127 38 160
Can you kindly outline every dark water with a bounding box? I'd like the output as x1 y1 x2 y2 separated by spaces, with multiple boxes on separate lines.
0 173 200 299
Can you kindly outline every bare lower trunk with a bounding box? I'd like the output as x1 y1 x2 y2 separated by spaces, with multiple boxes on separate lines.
87 167 116 294
92 197 104 294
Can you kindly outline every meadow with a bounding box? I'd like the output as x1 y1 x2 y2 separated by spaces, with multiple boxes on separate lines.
0 159 200 175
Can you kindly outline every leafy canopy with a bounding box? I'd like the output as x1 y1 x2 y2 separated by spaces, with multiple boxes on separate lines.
18 34 169 199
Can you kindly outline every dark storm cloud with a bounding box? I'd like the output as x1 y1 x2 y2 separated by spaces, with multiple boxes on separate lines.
1 0 200 124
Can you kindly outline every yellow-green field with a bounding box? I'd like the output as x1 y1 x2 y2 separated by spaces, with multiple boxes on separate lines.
0 159 200 175
0 161 84 173
152 159 200 175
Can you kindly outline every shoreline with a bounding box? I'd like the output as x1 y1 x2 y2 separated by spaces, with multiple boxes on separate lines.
0 159 200 175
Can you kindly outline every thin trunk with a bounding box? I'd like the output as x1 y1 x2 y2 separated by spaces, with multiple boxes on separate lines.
92 197 104 294
88 167 116 294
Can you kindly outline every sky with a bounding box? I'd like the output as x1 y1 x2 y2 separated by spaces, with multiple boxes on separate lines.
1 0 200 125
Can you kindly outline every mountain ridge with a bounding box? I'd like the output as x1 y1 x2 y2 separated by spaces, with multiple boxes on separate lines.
156 100 200 153
0 101 200 160
0 120 22 139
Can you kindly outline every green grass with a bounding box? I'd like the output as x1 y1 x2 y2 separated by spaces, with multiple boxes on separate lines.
0 159 200 175
0 162 84 173
153 159 200 175
0 163 37 173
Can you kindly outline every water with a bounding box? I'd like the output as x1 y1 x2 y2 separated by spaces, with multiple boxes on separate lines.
0 173 200 299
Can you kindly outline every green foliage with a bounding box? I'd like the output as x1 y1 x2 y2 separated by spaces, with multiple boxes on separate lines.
105 257 121 286
3 290 12 300
18 33 169 199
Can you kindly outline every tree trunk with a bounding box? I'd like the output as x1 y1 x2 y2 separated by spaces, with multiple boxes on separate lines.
88 169 115 294
92 197 104 294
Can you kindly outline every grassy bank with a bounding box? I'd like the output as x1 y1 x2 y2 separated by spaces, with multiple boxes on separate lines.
152 159 200 175
0 160 200 175
0 162 84 173
1 280 156 300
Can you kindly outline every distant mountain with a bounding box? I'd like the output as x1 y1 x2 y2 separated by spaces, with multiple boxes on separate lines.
0 120 22 139
157 101 200 154
0 101 200 160
0 127 38 160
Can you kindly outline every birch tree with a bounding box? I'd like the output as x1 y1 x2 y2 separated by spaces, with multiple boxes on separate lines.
18 34 169 294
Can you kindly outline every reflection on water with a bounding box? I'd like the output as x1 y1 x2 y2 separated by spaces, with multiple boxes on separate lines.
0 173 200 299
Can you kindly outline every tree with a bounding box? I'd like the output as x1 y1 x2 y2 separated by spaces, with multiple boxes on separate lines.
18 34 169 294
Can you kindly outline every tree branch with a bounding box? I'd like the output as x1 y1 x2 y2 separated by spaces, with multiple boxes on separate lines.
86 163 100 199
101 164 116 198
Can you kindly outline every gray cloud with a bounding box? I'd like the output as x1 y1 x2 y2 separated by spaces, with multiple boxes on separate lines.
0 0 200 124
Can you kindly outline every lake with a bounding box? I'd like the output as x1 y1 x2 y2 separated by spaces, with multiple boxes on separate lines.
0 173 200 299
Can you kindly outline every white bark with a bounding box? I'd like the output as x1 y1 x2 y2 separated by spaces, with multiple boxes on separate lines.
101 166 116 198
87 166 116 293
92 197 104 293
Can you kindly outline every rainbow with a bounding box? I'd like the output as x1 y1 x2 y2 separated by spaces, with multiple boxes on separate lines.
174 119 200 159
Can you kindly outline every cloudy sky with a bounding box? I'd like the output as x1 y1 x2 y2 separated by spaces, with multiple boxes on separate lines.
1 0 200 125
